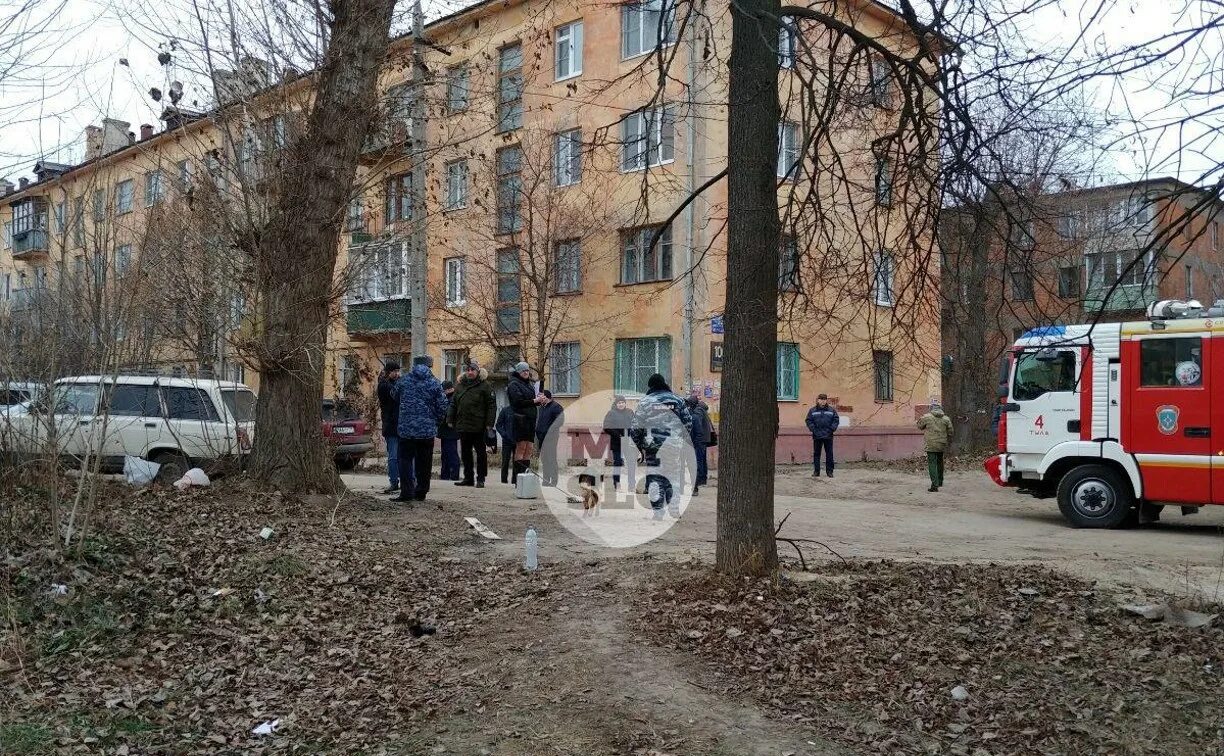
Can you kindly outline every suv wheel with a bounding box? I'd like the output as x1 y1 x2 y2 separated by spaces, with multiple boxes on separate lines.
1056 465 1134 528
153 451 190 484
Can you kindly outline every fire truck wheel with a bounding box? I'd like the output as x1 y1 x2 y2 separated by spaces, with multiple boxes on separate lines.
1056 465 1135 529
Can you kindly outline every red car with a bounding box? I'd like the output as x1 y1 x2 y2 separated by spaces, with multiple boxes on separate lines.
322 399 374 470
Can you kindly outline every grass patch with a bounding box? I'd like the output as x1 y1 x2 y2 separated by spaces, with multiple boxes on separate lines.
264 553 308 577
0 723 54 754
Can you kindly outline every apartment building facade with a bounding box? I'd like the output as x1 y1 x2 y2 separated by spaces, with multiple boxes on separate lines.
2 0 943 460
941 177 1224 446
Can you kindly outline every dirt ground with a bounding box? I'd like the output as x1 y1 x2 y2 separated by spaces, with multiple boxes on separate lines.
5 463 1223 755
344 462 1224 603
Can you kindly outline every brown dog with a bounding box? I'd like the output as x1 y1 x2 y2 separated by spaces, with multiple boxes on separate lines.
577 473 600 516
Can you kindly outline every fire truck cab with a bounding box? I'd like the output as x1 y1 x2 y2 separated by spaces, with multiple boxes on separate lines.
986 299 1223 528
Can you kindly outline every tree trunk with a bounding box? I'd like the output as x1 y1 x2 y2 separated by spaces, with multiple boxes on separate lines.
715 0 781 576
248 0 395 493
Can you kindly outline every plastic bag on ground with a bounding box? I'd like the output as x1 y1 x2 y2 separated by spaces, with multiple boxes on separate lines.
174 467 211 491
123 455 160 487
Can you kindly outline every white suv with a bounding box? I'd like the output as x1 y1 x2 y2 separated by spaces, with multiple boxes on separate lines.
0 375 257 482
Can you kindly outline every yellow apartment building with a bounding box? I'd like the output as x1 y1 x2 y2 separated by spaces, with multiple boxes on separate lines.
1 0 941 460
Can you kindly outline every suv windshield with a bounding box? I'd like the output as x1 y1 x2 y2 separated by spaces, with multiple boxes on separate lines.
221 389 258 423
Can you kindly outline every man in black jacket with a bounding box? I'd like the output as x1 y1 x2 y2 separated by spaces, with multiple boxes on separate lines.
448 362 497 487
805 393 840 478
535 390 564 486
376 362 406 494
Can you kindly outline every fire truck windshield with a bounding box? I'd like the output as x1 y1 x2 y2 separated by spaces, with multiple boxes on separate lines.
1012 350 1077 401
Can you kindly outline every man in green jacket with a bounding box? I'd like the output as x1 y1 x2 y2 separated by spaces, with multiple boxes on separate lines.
448 362 497 487
917 400 954 492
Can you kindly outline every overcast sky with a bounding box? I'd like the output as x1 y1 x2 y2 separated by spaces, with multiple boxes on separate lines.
0 0 1219 187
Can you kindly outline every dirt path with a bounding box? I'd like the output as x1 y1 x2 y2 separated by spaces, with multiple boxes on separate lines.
345 465 1224 602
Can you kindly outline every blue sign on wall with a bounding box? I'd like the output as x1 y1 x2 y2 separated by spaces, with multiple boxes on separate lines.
711 315 724 334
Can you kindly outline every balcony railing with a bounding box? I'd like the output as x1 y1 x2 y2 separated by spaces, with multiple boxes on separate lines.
11 228 48 257
1084 283 1154 313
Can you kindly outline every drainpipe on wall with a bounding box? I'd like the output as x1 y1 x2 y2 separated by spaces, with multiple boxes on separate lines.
682 0 703 390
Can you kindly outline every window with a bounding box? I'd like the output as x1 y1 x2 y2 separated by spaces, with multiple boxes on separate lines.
614 337 671 393
873 350 894 402
115 244 132 276
445 160 467 210
1140 338 1202 388
1 222 9 250
385 172 413 224
497 44 523 132
1086 250 1151 289
338 356 359 395
444 256 466 306
177 159 191 188
1010 267 1034 301
778 17 796 68
207 152 226 190
494 346 522 373
92 189 105 221
554 129 582 186
346 198 365 232
163 387 221 421
145 171 164 207
776 343 799 400
872 250 894 306
621 0 677 59
443 349 469 384
107 384 160 417
51 383 99 415
1186 264 1194 299
874 154 892 206
1013 350 1077 400
777 121 799 179
72 197 84 246
1058 266 1080 298
1127 196 1152 227
868 56 891 106
496 248 521 334
1008 218 1035 250
54 202 65 233
348 240 408 301
621 225 673 284
621 105 675 171
220 388 257 421
1212 222 1220 251
73 256 85 283
1118 250 1150 287
496 146 523 234
1057 213 1079 239
554 240 581 293
549 342 581 395
446 65 469 112
555 21 583 80
115 180 134 214
779 235 799 290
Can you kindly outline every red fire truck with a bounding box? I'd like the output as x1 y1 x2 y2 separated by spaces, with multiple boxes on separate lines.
986 300 1222 528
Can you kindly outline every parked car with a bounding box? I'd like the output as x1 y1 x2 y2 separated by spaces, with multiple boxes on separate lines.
322 398 373 470
0 381 44 409
1 375 256 483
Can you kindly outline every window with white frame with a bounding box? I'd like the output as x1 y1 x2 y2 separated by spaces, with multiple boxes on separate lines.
496 248 521 334
92 188 106 221
621 105 675 171
444 256 466 306
447 65 469 112
115 180 134 214
614 337 671 393
54 201 65 233
874 154 892 206
346 198 365 232
549 342 581 395
621 225 672 284
1086 250 1152 289
386 172 413 224
443 348 469 383
497 44 523 132
555 21 583 80
1057 213 1080 239
177 159 191 188
145 171 164 207
554 129 582 186
778 17 796 68
496 146 523 234
554 240 581 293
349 240 409 302
776 342 799 400
115 244 132 276
872 249 895 306
2 222 10 250
777 121 799 179
868 56 891 105
621 0 676 59
445 159 468 210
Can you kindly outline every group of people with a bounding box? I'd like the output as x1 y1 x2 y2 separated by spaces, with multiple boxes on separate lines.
374 355 712 513
807 394 954 492
377 358 566 502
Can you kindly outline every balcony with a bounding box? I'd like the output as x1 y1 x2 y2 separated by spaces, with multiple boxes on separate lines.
11 228 49 258
358 119 412 165
347 298 411 338
1084 283 1154 314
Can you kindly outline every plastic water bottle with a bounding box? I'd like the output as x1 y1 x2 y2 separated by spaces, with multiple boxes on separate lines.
524 526 538 571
